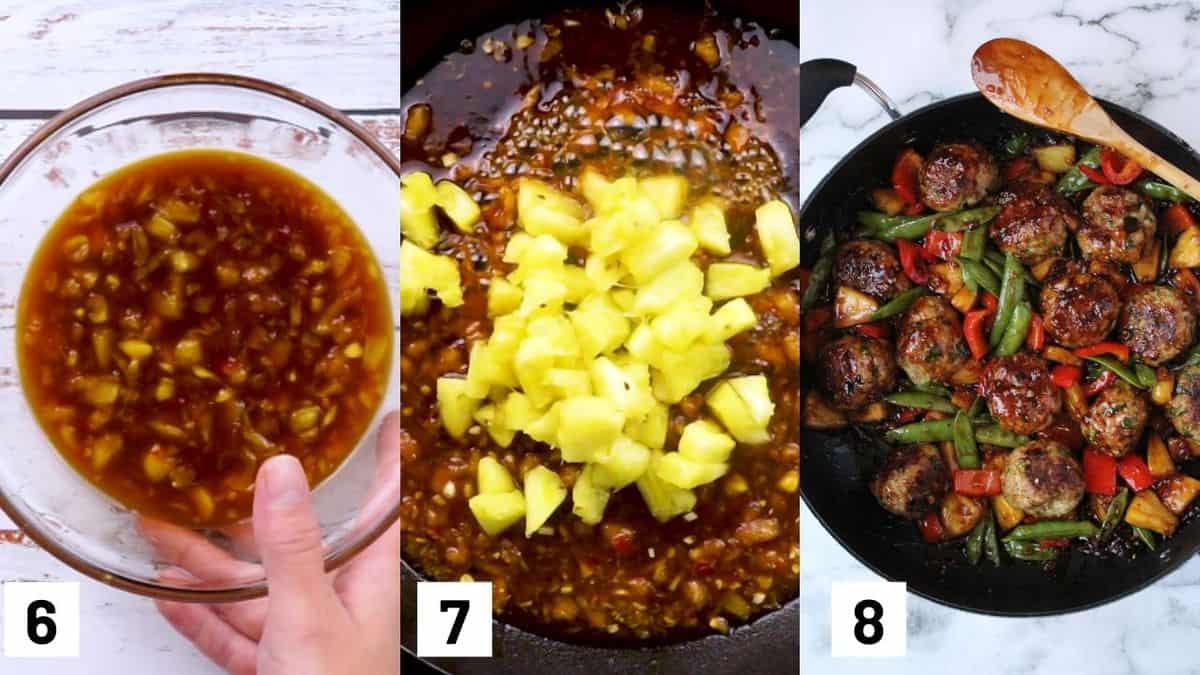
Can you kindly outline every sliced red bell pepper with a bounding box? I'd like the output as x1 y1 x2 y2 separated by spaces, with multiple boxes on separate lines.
1050 364 1082 388
1075 341 1130 363
963 308 992 360
1039 537 1071 549
892 148 923 206
953 469 1002 496
855 322 890 339
1100 148 1143 185
1163 203 1199 236
1083 369 1116 397
1025 312 1045 351
1083 448 1118 496
902 201 926 216
1079 164 1110 185
1117 454 1155 492
980 292 999 313
918 510 944 543
923 229 962 261
896 239 929 284
1003 157 1034 182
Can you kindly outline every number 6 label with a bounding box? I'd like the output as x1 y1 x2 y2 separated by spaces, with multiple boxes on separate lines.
3 581 80 658
830 581 906 658
416 581 492 657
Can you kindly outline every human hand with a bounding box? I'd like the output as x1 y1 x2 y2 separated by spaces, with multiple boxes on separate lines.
148 412 400 675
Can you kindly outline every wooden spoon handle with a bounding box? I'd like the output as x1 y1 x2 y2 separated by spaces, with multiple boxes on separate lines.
1111 133 1200 202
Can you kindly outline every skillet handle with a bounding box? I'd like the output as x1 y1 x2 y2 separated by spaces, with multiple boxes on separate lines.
800 59 903 127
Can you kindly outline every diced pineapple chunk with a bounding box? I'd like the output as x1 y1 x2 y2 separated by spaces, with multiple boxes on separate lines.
523 465 567 536
515 336 558 407
690 201 731 255
584 253 623 291
465 341 515 398
632 261 704 316
434 180 481 232
637 457 697 522
626 402 668 450
754 200 800 276
473 405 515 447
469 491 526 536
517 273 568 316
707 378 771 444
546 369 592 398
651 341 730 403
518 177 588 244
650 296 712 350
488 278 523 317
1170 227 1200 269
555 396 624 463
707 298 757 342
498 391 538 430
561 265 593 304
590 356 634 413
589 212 639 257
477 456 518 494
729 375 775 429
834 285 881 327
615 359 656 419
400 240 463 313
1125 489 1178 536
572 466 611 525
678 419 736 463
400 172 439 249
579 170 637 215
620 221 698 284
705 262 770 301
437 377 480 439
590 435 651 489
610 288 636 313
524 403 560 445
570 293 630 358
656 452 728 489
625 322 667 369
510 234 567 281
639 175 689 220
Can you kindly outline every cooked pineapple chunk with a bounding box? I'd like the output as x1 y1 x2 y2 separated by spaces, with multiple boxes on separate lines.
437 377 479 439
579 170 637 215
584 253 623 291
570 293 630 358
1170 227 1200 269
469 491 526 536
678 419 736 463
465 341 515 398
707 377 772 444
754 200 800 276
400 172 439 249
400 240 463 313
633 261 704 316
651 341 730 403
1125 489 1178 536
590 356 635 413
488 278 523 317
589 212 639 257
523 465 567 536
620 221 698 284
515 337 558 407
572 466 611 525
615 359 656 419
626 402 668 450
834 285 881 327
546 368 592 398
556 396 624 462
517 274 568 316
590 435 651 489
518 177 588 244
473 404 515 447
690 201 731 255
498 391 538 431
639 175 689 220
705 262 770 301
707 298 757 341
656 452 728 489
650 296 712 350
637 457 697 522
625 322 667 368
510 234 567 281
477 456 518 494
729 375 774 428
524 403 560 445
560 265 593 303
434 180 481 232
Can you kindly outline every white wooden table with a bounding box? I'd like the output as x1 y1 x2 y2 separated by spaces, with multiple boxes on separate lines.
0 3 398 672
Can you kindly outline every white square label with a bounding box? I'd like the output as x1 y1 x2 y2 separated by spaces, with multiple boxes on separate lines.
3 581 80 658
830 581 906 658
416 581 492 658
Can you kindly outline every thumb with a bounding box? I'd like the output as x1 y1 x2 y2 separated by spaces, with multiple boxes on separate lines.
253 454 338 617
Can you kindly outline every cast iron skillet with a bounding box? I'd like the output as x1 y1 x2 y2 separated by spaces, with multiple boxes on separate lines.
800 59 1200 616
401 2 799 673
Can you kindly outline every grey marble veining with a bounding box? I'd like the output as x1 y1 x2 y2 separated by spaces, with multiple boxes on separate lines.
802 1 1200 673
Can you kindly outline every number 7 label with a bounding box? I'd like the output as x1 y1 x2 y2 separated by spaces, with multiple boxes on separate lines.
3 581 80 658
416 581 493 657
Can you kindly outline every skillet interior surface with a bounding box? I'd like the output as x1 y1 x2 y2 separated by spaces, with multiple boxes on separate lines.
800 92 1200 616
401 1 799 671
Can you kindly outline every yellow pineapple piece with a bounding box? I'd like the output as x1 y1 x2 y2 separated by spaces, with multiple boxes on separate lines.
523 465 567 536
620 221 698 284
437 377 480 439
632 261 704 316
707 298 757 342
555 396 624 463
572 466 611 525
590 435 651 489
400 172 439 249
518 177 588 245
705 262 770 301
678 419 736 464
636 454 697 522
754 200 801 276
656 452 729 489
639 175 689 220
690 201 731 256
434 180 481 232
469 490 526 536
477 456 518 494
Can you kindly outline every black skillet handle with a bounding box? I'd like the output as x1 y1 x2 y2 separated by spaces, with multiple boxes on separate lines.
800 59 857 128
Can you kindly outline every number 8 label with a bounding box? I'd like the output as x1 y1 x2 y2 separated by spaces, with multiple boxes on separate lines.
416 581 493 658
831 581 906 658
3 582 80 658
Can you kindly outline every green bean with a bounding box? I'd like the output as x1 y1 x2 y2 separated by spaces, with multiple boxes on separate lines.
1178 343 1200 369
983 511 1002 566
989 252 1025 348
1082 355 1148 390
1136 179 1190 204
912 382 952 398
1099 487 1130 543
995 301 1032 356
1159 227 1171 279
1056 146 1102 195
883 419 954 444
884 391 958 413
967 395 985 419
966 511 988 565
957 257 1001 296
938 206 1000 233
800 231 836 310
984 249 1036 285
959 224 988 261
974 425 1030 448
1004 520 1098 542
1133 525 1158 551
869 287 923 321
856 211 942 241
1004 539 1060 562
953 410 981 469
1002 131 1031 159
1134 363 1158 389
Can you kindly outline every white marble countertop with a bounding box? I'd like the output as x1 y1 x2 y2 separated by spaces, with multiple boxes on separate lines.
0 2 398 673
801 1 1200 673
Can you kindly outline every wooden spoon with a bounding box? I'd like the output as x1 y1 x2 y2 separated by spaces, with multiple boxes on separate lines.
972 37 1200 201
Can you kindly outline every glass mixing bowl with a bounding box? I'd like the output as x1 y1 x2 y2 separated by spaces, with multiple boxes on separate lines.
0 74 400 601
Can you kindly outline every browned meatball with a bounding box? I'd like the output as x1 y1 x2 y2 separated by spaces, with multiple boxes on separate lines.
1039 263 1121 348
989 182 1077 265
1081 380 1148 457
818 334 897 411
833 239 912 301
980 354 1062 435
895 296 970 385
1167 364 1200 442
1001 440 1085 519
871 443 949 519
1077 185 1156 263
1117 285 1196 366
918 141 999 212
